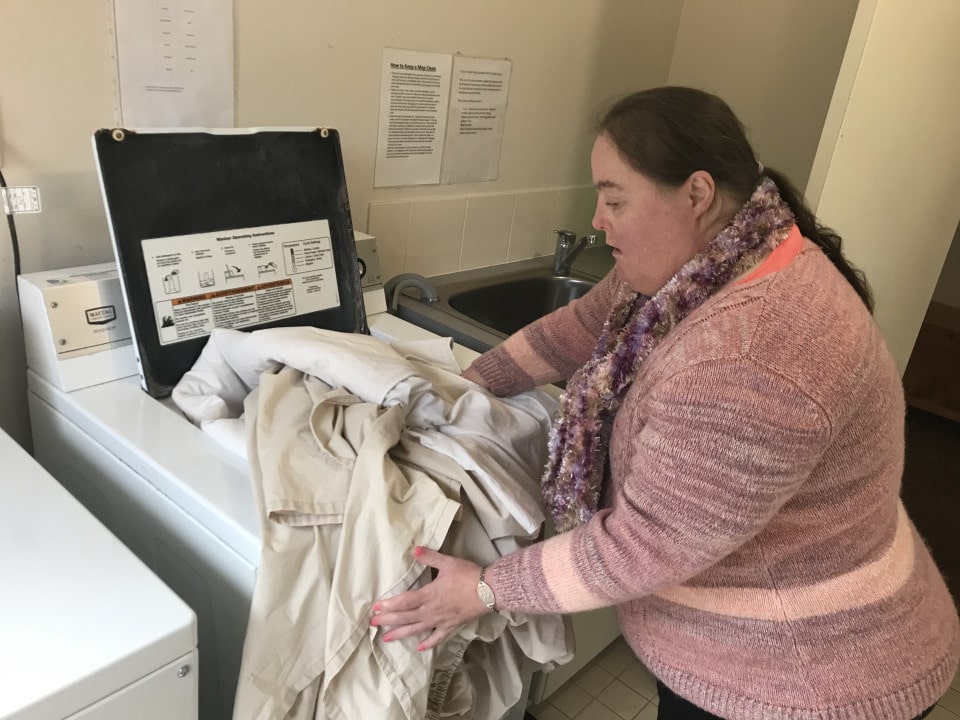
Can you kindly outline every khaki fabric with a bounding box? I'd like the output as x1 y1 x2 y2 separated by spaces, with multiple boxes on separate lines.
237 370 458 719
186 329 572 720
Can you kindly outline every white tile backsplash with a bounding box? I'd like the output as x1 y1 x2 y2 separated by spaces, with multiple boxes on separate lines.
508 190 559 261
406 197 467 276
366 201 411 281
366 185 594 280
556 185 602 244
460 194 515 270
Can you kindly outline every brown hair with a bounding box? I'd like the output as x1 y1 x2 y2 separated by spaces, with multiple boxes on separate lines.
598 87 874 311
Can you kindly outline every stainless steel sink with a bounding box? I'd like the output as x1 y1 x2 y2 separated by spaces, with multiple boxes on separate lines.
447 275 594 336
390 263 602 353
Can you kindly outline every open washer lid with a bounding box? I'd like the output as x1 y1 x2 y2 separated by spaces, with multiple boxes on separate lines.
93 127 366 398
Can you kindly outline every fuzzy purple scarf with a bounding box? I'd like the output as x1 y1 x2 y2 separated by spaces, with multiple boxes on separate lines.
542 179 796 532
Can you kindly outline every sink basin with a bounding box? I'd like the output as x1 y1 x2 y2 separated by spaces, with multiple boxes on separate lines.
390 264 602 353
447 275 594 336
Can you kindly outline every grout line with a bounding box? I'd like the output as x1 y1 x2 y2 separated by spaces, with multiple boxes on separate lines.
504 192 518 262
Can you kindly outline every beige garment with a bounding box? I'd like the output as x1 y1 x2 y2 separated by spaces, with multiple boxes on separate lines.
234 367 571 720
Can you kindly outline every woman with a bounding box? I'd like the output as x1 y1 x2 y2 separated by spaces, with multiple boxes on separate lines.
373 87 959 719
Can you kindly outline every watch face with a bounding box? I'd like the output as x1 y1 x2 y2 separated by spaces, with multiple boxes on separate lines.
477 581 496 609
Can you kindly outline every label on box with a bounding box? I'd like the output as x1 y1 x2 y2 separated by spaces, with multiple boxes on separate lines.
41 275 132 356
1 186 42 214
141 220 341 345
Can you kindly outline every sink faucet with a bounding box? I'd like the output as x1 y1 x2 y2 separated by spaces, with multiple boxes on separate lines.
552 230 598 276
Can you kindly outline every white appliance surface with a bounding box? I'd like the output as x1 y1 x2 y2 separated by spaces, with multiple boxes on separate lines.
29 369 260 565
0 428 197 720
27 312 478 568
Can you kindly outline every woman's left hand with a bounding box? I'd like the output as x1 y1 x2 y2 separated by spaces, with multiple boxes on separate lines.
372 546 491 651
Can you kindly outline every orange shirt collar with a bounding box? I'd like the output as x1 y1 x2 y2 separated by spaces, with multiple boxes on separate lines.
736 224 803 286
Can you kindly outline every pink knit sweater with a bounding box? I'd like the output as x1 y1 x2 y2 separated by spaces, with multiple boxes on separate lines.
473 241 959 720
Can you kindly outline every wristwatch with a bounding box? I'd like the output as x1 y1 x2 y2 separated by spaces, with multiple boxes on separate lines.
477 566 497 613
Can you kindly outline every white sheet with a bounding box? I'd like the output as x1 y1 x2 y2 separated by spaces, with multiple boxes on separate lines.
172 327 558 534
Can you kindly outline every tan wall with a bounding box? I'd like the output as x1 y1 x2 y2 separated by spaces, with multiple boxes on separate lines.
808 0 960 372
667 0 860 190
0 0 862 445
236 2 685 279
0 0 684 445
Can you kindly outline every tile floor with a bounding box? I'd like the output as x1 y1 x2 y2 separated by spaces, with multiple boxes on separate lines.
528 635 960 720
527 636 658 720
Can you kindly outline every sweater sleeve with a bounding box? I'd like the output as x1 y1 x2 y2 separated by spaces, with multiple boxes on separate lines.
490 356 832 614
468 267 628 396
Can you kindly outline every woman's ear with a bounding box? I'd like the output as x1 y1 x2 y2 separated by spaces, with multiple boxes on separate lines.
686 171 717 217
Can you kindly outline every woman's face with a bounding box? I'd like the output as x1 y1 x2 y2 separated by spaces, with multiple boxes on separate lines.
591 133 703 296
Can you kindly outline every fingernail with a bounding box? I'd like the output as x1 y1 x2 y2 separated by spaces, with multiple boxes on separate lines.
370 618 379 626
417 643 425 651
413 546 424 557
372 603 382 613
383 634 392 642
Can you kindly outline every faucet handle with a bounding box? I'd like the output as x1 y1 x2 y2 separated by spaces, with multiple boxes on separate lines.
553 229 577 246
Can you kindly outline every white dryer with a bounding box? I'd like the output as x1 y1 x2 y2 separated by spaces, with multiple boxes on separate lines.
0 427 197 720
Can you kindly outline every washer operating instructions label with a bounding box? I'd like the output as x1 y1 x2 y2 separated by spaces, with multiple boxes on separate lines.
141 220 340 345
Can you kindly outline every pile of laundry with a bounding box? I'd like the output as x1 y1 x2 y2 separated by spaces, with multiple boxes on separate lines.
173 327 573 720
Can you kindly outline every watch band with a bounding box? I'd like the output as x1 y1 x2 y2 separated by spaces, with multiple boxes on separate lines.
477 566 497 613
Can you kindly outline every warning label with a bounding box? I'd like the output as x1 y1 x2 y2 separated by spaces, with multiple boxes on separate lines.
142 220 340 345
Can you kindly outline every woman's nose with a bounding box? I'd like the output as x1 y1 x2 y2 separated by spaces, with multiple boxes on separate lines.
592 202 605 231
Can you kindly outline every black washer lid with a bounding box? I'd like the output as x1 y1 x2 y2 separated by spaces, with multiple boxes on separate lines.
93 127 366 398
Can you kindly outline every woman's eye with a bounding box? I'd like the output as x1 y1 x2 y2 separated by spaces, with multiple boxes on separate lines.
606 201 622 209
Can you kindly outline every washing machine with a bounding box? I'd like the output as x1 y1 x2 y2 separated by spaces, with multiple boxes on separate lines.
24 299 488 720
21 127 557 720
0 426 197 720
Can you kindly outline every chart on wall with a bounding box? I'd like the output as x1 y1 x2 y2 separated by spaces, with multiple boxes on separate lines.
109 0 235 127
140 220 340 345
